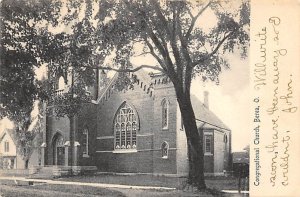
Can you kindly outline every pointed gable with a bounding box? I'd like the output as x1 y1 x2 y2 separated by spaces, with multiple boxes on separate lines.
95 68 154 104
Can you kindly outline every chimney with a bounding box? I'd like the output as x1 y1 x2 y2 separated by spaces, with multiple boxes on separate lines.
204 91 209 109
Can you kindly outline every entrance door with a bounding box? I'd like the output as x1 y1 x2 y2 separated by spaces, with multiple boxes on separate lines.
53 134 65 166
56 147 65 165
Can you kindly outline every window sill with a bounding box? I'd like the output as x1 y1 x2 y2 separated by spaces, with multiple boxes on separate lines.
83 154 90 158
162 156 168 159
204 153 213 156
113 149 137 154
162 127 169 131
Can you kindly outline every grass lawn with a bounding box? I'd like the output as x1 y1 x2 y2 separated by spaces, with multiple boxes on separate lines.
0 184 126 197
59 174 249 191
206 176 249 191
0 175 249 197
59 174 185 188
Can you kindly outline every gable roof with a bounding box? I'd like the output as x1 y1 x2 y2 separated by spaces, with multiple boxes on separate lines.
94 68 154 104
191 94 230 131
95 70 230 131
0 129 16 144
0 131 6 142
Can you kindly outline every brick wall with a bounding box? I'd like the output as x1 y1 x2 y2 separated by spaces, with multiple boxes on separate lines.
213 130 225 173
95 80 155 173
94 77 180 174
152 81 178 174
77 103 98 166
44 72 231 175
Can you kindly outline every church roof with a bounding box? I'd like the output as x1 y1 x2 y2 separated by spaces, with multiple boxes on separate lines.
191 95 231 131
97 69 230 131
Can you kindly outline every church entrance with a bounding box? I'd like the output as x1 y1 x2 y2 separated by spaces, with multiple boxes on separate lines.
52 134 65 166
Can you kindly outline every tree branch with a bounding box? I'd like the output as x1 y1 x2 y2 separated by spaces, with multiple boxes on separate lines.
177 14 191 66
145 20 178 80
185 1 212 39
192 31 233 67
79 63 165 73
123 0 178 83
171 5 184 75
150 2 178 72
144 39 168 72
152 1 173 40
133 51 151 57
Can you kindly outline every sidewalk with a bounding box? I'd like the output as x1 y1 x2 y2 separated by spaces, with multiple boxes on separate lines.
0 176 176 191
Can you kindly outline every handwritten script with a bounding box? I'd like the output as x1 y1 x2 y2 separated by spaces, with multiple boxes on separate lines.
252 16 298 187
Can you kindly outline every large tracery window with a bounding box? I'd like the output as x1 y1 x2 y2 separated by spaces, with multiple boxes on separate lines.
114 102 138 150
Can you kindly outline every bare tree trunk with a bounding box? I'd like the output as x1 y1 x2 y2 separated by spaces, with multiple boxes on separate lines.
176 91 206 190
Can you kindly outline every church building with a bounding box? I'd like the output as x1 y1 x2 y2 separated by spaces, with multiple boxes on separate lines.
42 69 231 176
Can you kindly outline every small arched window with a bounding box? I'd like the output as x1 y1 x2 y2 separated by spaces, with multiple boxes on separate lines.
161 99 169 129
82 128 89 156
58 76 65 90
224 134 228 143
114 102 139 150
161 141 169 158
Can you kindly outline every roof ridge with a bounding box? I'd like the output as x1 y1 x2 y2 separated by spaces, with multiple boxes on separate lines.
92 69 154 105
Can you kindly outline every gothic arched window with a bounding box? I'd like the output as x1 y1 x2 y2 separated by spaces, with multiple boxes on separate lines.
161 141 169 158
161 99 169 129
58 76 65 90
114 102 138 150
224 134 228 143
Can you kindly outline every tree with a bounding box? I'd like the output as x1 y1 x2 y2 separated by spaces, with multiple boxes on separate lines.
0 0 62 168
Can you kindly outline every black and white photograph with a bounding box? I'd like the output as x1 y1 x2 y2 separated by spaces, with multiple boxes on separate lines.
1 0 298 196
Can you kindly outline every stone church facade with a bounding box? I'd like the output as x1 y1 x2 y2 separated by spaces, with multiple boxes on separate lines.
43 69 231 176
